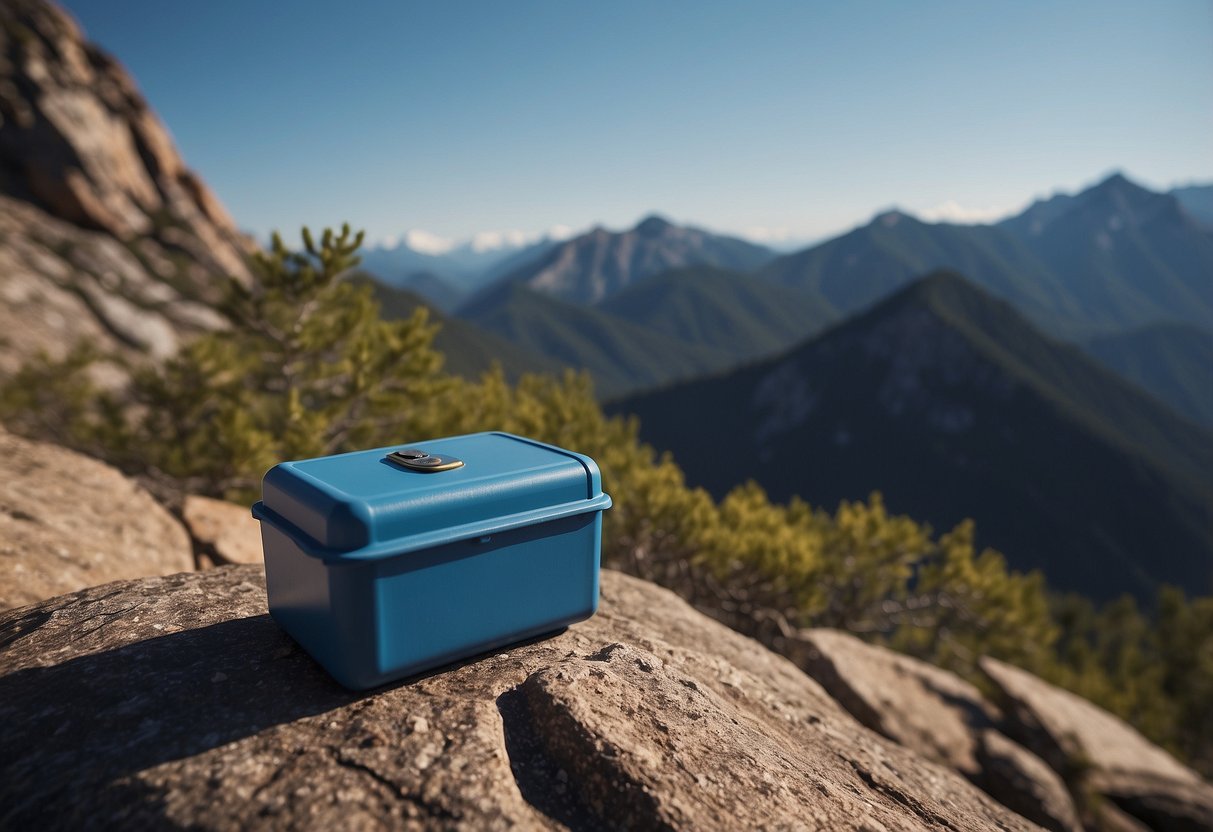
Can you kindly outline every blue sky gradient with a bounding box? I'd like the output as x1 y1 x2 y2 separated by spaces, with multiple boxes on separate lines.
62 0 1213 246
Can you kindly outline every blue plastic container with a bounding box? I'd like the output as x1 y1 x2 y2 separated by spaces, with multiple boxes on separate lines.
251 432 612 689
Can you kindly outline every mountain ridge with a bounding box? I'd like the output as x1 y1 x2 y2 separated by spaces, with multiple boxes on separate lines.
760 173 1213 340
610 271 1213 601
457 279 738 397
596 265 836 363
1000 173 1213 334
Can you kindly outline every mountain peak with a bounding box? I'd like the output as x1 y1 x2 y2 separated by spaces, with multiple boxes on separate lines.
1095 170 1131 188
1089 171 1151 200
634 214 676 235
872 270 1000 323
871 208 918 228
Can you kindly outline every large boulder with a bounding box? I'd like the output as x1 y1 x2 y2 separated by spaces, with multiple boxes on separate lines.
0 0 252 376
801 628 1081 832
0 428 193 610
981 655 1213 832
0 566 1044 831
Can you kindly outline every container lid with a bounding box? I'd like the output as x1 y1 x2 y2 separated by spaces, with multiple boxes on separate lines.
251 432 610 561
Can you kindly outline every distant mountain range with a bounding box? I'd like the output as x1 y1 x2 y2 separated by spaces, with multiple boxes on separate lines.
761 174 1213 340
368 179 1213 323
609 273 1213 602
402 173 1212 404
1002 174 1213 335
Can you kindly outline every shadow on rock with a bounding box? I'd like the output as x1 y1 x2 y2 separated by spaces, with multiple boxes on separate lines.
0 613 357 812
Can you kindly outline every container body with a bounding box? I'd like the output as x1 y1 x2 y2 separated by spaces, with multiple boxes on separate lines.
254 432 609 690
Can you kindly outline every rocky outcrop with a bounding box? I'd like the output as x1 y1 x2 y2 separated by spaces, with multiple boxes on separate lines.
0 0 251 375
982 655 1213 832
0 427 193 610
182 494 263 566
0 567 1043 831
800 628 997 775
800 628 1081 832
0 194 229 371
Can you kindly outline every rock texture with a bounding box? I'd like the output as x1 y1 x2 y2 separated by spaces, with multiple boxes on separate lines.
0 0 251 375
982 655 1213 832
0 566 1043 831
0 427 193 610
182 494 263 566
800 628 997 775
800 628 1081 832
975 729 1083 832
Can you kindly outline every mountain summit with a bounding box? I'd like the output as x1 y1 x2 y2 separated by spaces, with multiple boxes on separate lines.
634 213 676 235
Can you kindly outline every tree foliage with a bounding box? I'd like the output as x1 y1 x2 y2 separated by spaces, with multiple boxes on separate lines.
2 225 1210 776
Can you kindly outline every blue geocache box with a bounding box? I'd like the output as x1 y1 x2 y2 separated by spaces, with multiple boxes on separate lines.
251 432 612 689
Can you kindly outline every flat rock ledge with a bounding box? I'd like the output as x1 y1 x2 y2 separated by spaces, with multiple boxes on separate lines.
0 567 1040 831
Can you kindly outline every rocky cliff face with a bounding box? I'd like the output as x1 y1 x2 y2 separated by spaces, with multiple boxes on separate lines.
0 0 252 374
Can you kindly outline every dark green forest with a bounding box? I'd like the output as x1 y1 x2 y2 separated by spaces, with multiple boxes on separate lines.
3 226 1210 777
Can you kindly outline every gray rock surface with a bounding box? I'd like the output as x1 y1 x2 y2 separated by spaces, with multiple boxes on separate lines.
801 628 1081 832
0 0 252 376
0 566 1044 831
0 427 193 610
982 655 1213 832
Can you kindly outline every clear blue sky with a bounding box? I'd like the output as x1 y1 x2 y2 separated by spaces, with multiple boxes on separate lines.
63 0 1213 246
